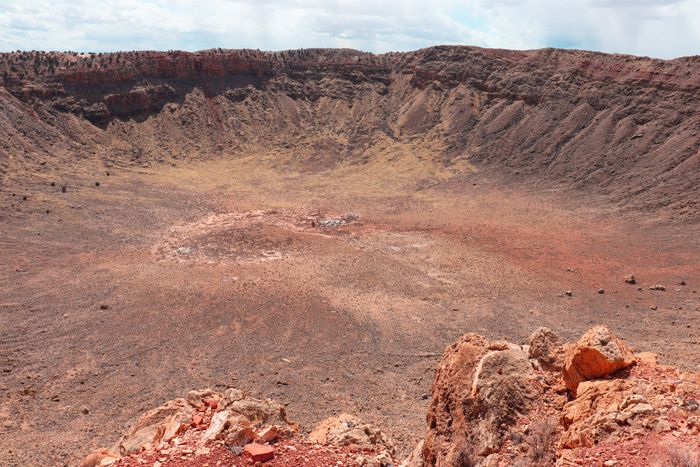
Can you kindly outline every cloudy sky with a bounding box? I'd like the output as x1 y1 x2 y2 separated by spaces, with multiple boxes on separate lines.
0 0 698 59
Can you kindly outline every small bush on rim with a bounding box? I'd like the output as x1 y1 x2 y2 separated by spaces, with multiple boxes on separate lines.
667 444 700 467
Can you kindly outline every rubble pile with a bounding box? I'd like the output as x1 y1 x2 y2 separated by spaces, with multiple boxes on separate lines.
79 326 700 467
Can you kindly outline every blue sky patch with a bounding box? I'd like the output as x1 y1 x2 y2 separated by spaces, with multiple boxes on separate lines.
448 5 489 32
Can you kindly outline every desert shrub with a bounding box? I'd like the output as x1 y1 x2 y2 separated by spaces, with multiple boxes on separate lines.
453 442 478 467
529 417 558 461
510 428 524 445
512 457 533 467
667 444 700 467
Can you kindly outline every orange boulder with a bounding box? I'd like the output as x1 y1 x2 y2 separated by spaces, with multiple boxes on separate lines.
243 443 274 463
562 325 636 391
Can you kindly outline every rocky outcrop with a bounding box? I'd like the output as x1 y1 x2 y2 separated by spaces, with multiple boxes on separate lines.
85 387 298 464
399 439 424 467
78 386 401 467
113 398 192 455
75 326 700 467
212 388 299 448
422 334 538 467
562 325 636 392
529 327 566 371
308 413 395 454
560 362 700 450
413 325 700 467
309 414 396 467
77 448 120 467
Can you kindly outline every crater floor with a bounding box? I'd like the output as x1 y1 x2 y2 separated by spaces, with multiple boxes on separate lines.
1 158 699 466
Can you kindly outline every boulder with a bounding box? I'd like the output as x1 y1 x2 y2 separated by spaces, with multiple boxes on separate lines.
210 396 299 448
561 379 645 448
635 352 658 365
187 388 221 407
224 422 261 448
242 443 275 462
399 440 424 467
309 413 395 454
354 451 394 467
225 397 297 429
201 410 249 443
422 334 538 467
207 409 294 448
113 398 192 455
102 387 298 455
152 411 191 445
486 340 515 351
528 327 566 371
78 448 120 467
219 387 245 407
310 414 395 467
562 326 636 391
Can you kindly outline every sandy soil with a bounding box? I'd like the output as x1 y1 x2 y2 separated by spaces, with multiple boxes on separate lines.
1 158 699 466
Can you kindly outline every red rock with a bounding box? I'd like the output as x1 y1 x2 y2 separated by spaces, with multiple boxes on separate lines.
562 326 636 391
202 397 218 409
115 398 191 455
192 414 204 427
423 334 538 467
243 443 275 463
187 388 221 407
78 448 120 467
528 327 566 371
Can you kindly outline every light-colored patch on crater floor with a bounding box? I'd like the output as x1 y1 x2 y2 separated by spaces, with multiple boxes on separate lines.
152 208 365 265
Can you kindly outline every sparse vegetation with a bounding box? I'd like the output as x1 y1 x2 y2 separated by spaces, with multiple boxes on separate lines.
512 457 533 467
510 428 524 445
667 444 700 467
453 442 478 467
528 417 558 463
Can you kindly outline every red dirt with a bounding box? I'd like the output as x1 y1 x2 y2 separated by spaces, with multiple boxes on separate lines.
112 438 386 467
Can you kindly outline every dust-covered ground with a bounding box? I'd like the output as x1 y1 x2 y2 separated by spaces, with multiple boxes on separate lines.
1 157 699 467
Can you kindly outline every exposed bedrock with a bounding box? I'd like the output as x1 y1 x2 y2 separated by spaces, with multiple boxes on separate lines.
1 46 700 218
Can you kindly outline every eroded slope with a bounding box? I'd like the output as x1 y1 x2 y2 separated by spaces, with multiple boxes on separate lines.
1 46 700 219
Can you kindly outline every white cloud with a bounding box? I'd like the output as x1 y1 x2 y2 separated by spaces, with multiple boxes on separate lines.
0 0 698 58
